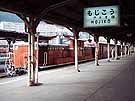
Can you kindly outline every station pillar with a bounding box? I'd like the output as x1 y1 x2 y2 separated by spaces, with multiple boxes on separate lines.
124 42 127 57
94 35 99 66
134 45 135 53
128 44 130 55
74 31 80 72
120 42 123 58
111 46 114 60
28 31 35 86
107 37 110 62
114 40 118 60
35 33 39 84
131 44 134 55
18 15 40 86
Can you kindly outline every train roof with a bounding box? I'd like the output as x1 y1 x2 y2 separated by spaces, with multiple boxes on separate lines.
0 29 57 42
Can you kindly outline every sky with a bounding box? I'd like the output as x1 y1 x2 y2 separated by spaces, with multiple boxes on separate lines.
0 11 23 22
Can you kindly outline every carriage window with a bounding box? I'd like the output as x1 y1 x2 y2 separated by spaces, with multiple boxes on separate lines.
0 52 7 57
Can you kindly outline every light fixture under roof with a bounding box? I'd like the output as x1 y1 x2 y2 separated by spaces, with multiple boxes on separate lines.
124 22 128 27
127 33 132 37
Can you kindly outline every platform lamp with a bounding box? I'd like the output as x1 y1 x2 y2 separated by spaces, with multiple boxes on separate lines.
126 33 132 38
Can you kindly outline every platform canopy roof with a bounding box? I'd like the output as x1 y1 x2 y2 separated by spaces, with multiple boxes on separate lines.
0 0 134 44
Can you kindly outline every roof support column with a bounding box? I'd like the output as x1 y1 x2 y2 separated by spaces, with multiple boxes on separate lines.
132 45 135 54
133 45 135 54
114 40 118 60
111 46 114 60
128 44 130 55
120 42 123 58
18 15 40 86
27 33 31 85
131 44 134 55
94 35 99 66
74 31 80 72
107 37 110 62
35 33 39 84
124 42 127 57
28 31 35 86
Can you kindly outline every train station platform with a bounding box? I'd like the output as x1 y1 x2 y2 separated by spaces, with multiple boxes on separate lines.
0 54 135 101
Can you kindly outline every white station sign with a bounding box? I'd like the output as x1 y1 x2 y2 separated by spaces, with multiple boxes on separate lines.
84 5 120 28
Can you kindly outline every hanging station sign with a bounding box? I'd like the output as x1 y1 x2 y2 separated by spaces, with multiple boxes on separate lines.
84 5 120 28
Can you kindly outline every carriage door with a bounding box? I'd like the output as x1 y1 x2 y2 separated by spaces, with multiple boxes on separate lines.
43 52 47 66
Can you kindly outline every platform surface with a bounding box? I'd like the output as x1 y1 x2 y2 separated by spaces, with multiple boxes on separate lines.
0 54 135 101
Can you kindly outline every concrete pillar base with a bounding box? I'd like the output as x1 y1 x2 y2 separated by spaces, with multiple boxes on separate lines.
75 66 80 72
107 60 111 62
115 57 120 60
27 81 34 86
77 69 80 72
28 82 43 87
95 63 99 66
